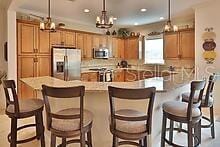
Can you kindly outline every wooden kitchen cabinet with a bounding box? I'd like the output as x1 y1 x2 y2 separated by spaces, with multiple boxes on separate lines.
164 29 195 59
17 23 37 55
84 34 93 59
38 29 50 55
93 35 100 48
50 30 65 46
112 38 125 59
64 31 76 47
179 30 195 59
76 33 85 58
17 56 51 98
164 33 179 59
113 70 125 82
124 70 139 82
124 37 139 60
81 72 98 82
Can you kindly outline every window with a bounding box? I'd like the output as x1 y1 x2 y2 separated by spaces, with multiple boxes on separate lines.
144 38 164 64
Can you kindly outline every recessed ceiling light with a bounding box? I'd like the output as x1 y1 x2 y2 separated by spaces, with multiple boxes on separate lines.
134 22 139 26
140 8 147 12
113 17 117 20
160 17 164 20
84 9 90 13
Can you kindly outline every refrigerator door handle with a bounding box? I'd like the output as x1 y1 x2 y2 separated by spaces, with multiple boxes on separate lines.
64 55 68 81
66 55 69 81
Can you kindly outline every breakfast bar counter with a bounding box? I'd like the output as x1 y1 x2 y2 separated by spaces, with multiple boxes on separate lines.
21 73 194 147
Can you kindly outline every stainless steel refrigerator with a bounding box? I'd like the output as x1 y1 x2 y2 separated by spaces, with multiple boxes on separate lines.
52 47 81 81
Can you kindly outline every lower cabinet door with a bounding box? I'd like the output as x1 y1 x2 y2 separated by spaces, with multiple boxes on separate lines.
17 56 36 99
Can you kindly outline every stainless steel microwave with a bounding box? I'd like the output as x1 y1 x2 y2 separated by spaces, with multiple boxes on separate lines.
93 48 109 59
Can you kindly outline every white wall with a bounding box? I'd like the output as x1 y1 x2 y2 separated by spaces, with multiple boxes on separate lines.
195 0 220 115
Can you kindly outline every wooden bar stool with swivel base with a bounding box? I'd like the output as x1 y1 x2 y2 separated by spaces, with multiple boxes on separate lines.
161 80 206 147
2 80 45 147
181 74 217 140
41 85 93 147
108 86 156 147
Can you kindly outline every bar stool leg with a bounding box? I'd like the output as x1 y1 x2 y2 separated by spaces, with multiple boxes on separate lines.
87 130 93 147
161 114 167 147
143 136 147 147
139 139 143 147
36 112 45 147
169 120 174 143
80 133 86 147
210 106 215 138
62 138 66 147
194 121 201 144
51 134 56 147
187 123 193 147
10 118 17 147
112 135 118 147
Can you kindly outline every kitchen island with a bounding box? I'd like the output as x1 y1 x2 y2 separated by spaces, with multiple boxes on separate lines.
21 73 194 147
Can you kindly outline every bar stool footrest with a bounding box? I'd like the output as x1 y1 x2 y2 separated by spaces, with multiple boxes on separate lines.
201 116 213 128
8 124 38 144
57 139 89 147
118 141 140 146
164 127 200 147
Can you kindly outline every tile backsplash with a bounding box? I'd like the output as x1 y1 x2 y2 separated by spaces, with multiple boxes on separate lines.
81 58 195 72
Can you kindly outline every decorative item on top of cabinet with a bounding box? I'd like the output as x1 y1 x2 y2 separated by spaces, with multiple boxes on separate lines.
164 29 195 59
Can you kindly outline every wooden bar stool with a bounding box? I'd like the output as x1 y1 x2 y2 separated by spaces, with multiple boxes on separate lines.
108 86 156 147
2 80 45 147
41 85 93 147
181 74 217 140
161 80 206 147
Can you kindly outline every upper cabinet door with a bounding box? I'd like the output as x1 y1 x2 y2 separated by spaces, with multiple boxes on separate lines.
164 33 179 59
118 39 125 59
17 23 36 55
38 29 50 55
179 30 195 59
100 35 107 47
65 31 76 47
124 37 139 59
93 35 100 48
84 34 93 59
50 30 64 46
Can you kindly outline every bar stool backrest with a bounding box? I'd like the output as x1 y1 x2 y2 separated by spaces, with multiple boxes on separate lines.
188 80 206 121
204 74 217 106
41 85 85 131
2 80 20 115
108 86 156 134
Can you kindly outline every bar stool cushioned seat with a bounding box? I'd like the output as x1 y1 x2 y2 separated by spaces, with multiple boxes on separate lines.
52 108 93 132
182 92 214 107
111 109 147 134
6 99 44 115
162 101 201 118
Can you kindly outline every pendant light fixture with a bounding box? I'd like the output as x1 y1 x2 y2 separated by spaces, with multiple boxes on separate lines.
164 0 178 32
96 0 113 29
40 0 56 32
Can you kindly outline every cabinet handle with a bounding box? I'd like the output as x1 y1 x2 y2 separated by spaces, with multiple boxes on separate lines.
34 57 38 62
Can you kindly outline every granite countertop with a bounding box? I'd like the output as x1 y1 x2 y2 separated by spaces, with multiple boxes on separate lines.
20 73 194 92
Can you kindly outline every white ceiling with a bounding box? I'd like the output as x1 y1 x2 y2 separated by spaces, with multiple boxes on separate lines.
12 0 210 27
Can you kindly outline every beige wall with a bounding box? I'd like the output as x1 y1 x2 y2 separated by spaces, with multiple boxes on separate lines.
194 0 220 115
0 7 8 71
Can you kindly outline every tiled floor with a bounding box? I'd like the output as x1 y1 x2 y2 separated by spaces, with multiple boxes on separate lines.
0 110 219 147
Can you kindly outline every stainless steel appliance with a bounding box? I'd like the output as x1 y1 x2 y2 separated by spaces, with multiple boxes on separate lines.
93 48 109 59
52 47 81 81
89 68 113 82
